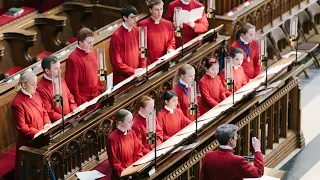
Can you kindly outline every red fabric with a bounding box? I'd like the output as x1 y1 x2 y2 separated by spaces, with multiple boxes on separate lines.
199 74 228 115
6 66 23 76
106 129 144 180
164 0 209 47
65 47 104 106
172 83 199 121
37 77 77 122
0 147 16 178
37 51 52 60
109 26 146 85
230 40 260 79
220 67 248 93
93 160 112 180
11 91 50 180
132 113 163 154
67 37 77 44
137 17 176 64
157 108 192 141
0 7 36 27
200 149 264 180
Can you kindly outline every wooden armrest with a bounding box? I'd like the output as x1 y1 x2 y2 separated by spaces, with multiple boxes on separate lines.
35 15 67 27
63 2 94 13
3 29 36 42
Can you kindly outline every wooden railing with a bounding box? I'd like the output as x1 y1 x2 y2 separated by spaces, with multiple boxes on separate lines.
19 29 225 180
216 0 315 41
119 56 305 180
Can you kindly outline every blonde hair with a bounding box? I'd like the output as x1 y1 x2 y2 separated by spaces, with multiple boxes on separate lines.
138 95 153 108
15 71 37 92
179 64 194 75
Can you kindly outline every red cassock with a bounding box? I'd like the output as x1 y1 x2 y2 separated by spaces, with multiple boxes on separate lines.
11 91 51 180
220 67 248 93
230 40 260 79
172 83 199 121
200 148 264 180
164 0 209 48
109 25 146 85
132 113 164 154
137 17 176 64
157 108 192 141
37 77 77 122
199 74 229 115
107 129 144 180
65 47 104 106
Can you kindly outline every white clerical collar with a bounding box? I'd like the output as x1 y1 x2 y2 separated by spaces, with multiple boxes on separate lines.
179 79 189 88
122 22 132 32
151 16 160 24
164 105 174 113
219 145 233 150
21 88 32 98
181 0 190 5
240 36 249 45
138 111 147 119
117 126 128 135
206 72 216 79
44 73 52 81
77 45 90 54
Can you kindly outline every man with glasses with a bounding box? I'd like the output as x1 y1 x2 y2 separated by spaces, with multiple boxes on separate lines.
200 124 264 180
109 6 146 85
137 0 176 64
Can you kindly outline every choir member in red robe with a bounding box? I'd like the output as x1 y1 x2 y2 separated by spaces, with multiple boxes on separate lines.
173 64 199 120
220 48 248 93
109 6 147 85
107 109 144 179
200 124 264 180
137 0 175 64
199 58 229 115
132 95 163 154
164 0 209 47
157 90 192 140
11 71 52 180
65 28 104 106
37 56 77 122
230 23 260 79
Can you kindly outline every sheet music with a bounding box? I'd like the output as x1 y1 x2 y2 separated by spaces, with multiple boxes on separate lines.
258 61 292 78
244 175 279 180
219 90 249 106
180 7 204 23
157 131 194 151
133 146 173 166
76 170 105 180
199 104 233 121
256 80 283 91
236 78 266 94
281 51 302 59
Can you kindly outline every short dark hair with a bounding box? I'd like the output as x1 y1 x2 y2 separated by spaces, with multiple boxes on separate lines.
77 27 94 43
216 124 238 145
120 5 138 21
113 109 132 130
163 90 177 101
204 57 218 69
41 56 58 71
230 48 244 58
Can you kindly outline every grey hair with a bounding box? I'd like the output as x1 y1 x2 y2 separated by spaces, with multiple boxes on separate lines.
216 124 238 145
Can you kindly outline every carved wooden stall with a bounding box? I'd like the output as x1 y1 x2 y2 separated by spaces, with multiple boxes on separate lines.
119 57 305 180
0 14 148 155
18 28 224 180
215 0 316 42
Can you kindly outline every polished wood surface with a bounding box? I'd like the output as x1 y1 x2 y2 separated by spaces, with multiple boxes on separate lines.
265 167 286 179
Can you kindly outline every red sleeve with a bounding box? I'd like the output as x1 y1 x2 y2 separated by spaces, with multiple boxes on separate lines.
65 56 82 106
132 125 150 155
157 113 171 141
253 42 261 77
199 80 219 107
242 71 248 86
107 137 125 176
166 23 176 52
41 98 51 125
12 104 39 138
38 90 61 121
66 85 77 111
164 4 174 21
194 11 209 33
132 131 144 161
237 152 264 178
220 82 227 100
200 155 209 180
109 34 135 76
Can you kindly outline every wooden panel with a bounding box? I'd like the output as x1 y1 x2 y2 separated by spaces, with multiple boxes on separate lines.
0 102 17 154
26 26 45 58
57 12 74 43
0 40 15 74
